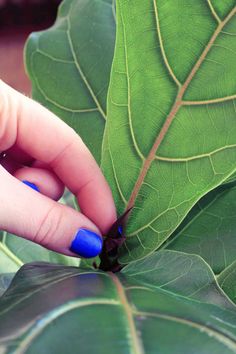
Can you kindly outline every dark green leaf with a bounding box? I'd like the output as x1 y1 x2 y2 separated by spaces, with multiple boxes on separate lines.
218 260 236 304
1 252 236 353
101 0 236 264
122 250 235 310
166 184 236 274
25 0 116 162
0 274 14 297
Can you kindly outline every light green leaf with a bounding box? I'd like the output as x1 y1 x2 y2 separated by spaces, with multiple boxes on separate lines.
79 256 101 270
210 0 235 20
0 233 23 274
1 255 236 353
166 184 236 274
218 260 236 304
25 0 116 162
223 171 236 185
101 0 236 264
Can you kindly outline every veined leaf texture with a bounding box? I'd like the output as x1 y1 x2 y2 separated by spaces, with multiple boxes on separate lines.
102 0 236 263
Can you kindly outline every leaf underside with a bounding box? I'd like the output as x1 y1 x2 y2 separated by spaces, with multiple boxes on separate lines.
25 0 116 163
1 251 236 354
101 0 236 264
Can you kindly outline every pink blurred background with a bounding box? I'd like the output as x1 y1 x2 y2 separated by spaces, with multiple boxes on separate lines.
0 0 61 95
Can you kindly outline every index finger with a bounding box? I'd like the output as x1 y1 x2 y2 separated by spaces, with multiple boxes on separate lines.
0 81 116 233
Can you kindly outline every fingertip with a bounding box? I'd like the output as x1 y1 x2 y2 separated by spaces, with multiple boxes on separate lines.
69 228 103 258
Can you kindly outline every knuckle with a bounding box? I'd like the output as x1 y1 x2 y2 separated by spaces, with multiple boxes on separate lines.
33 203 64 247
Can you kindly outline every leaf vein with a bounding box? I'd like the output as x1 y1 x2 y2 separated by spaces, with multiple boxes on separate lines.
66 6 106 120
153 0 181 87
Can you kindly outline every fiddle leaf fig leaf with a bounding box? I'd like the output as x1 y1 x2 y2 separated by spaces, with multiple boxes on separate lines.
166 184 236 274
1 253 236 353
121 250 236 310
0 274 14 297
218 260 236 304
25 0 116 162
101 0 236 264
210 0 235 20
121 250 235 310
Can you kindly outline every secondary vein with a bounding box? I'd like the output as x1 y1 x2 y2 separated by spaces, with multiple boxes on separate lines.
66 3 107 121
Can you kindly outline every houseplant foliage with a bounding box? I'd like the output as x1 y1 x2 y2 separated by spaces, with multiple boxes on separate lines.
0 0 236 352
1 251 236 353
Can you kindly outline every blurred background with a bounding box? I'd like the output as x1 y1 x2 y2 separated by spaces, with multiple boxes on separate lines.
0 0 61 95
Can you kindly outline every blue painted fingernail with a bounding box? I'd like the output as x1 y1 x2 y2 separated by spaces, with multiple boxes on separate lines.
118 225 123 235
70 229 103 258
22 180 40 192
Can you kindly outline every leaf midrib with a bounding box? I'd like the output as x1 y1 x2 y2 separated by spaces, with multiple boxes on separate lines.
2 271 236 352
110 273 144 354
126 5 236 211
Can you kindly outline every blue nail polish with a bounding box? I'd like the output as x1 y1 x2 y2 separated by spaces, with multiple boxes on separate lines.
70 229 103 258
118 225 123 235
22 180 40 192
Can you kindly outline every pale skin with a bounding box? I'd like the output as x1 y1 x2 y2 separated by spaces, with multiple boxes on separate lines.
0 80 117 256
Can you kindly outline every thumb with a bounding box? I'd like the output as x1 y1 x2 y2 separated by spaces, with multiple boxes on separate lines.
0 167 103 258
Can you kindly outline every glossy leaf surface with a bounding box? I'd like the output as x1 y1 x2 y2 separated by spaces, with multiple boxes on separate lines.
101 0 236 263
166 184 236 274
0 251 236 353
25 0 116 162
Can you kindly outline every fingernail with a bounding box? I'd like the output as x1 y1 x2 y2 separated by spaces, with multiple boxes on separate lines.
70 229 103 258
118 225 123 235
22 180 40 192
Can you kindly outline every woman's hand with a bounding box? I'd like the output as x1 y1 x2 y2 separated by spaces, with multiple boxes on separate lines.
0 80 116 258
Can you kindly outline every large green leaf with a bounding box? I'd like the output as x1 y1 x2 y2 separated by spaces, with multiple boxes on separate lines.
166 184 236 274
101 0 236 264
122 250 235 310
0 251 236 353
25 0 116 162
218 260 236 304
